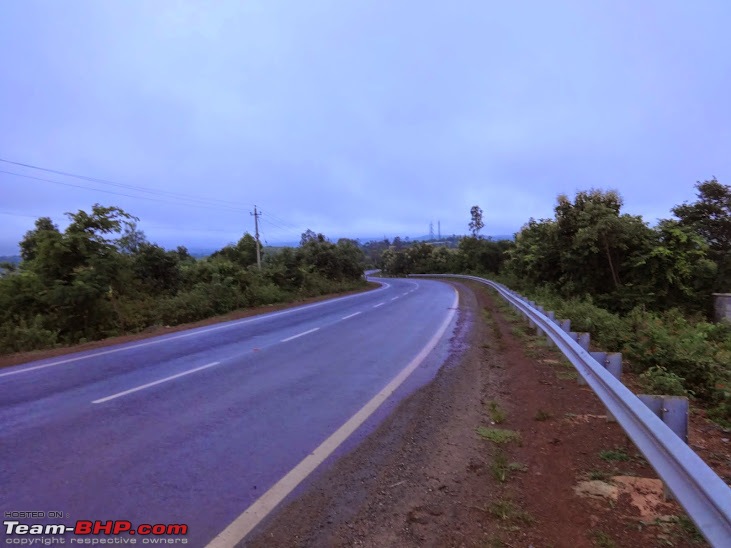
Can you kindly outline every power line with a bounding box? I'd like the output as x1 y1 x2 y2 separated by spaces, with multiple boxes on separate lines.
0 210 48 220
0 157 251 212
0 169 250 214
260 216 297 234
0 157 298 237
261 211 299 230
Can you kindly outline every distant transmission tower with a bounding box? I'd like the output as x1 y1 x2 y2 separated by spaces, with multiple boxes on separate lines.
429 221 434 241
438 220 441 240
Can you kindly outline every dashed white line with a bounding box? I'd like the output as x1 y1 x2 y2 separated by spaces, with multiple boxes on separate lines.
390 297 399 301
341 312 362 320
373 302 385 308
92 361 221 404
206 287 460 547
401 292 409 297
281 327 320 343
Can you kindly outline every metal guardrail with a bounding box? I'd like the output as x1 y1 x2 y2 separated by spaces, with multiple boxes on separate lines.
411 273 731 546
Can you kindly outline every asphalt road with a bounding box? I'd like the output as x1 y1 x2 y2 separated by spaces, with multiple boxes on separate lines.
0 277 458 546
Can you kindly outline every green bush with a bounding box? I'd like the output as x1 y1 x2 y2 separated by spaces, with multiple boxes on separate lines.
248 282 290 306
624 308 727 401
639 366 691 397
0 316 59 353
520 284 731 423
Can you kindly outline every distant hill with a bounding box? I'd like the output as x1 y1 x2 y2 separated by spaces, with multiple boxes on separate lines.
0 255 21 265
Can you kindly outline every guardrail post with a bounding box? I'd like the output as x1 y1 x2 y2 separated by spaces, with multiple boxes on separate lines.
544 311 557 345
573 333 590 385
559 319 571 333
605 353 622 380
638 394 690 500
590 352 616 421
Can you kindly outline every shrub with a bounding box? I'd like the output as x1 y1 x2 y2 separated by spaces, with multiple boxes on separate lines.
0 316 59 353
640 366 691 397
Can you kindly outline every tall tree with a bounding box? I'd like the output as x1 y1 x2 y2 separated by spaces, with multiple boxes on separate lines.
469 205 484 237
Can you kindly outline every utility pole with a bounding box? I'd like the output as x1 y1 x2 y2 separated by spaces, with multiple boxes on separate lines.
251 205 262 270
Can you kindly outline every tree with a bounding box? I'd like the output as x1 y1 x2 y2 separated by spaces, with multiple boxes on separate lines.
505 218 562 286
632 220 716 312
132 243 181 295
672 178 731 253
210 233 259 268
553 189 654 300
469 205 484 237
117 222 147 254
672 179 731 292
300 229 323 246
19 217 61 262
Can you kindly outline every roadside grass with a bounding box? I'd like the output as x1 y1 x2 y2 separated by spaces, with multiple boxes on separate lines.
486 537 506 548
524 346 543 359
674 515 705 543
487 400 507 424
591 530 616 547
534 409 552 421
477 427 521 444
490 450 528 483
482 308 505 351
586 470 612 481
489 498 535 525
636 515 705 545
557 370 578 380
599 448 631 462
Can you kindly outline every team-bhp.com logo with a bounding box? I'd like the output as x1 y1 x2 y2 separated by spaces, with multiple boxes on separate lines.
4 519 188 544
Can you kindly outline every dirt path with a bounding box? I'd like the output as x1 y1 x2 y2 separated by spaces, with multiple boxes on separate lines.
243 281 715 547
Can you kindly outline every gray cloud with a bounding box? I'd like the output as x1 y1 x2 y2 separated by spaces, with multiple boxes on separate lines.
2 0 729 253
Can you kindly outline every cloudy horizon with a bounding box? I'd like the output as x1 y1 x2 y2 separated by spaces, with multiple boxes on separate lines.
2 0 729 255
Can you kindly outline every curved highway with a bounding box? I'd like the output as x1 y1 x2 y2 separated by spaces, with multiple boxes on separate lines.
0 277 458 546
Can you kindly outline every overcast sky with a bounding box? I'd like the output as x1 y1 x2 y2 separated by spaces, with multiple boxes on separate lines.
1 0 730 254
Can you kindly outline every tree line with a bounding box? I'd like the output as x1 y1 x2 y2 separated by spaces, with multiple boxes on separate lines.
377 180 731 422
0 205 367 354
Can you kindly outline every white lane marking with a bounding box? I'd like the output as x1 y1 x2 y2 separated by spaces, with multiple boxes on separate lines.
373 302 385 308
390 297 399 301
0 282 390 379
92 362 221 404
280 328 320 343
341 312 362 320
206 287 459 547
401 292 409 297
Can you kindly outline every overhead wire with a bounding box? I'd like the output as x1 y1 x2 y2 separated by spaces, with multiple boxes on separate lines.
0 169 252 214
0 157 251 212
0 157 300 240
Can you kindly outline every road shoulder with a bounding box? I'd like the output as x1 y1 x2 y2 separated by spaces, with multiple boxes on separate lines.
242 280 709 547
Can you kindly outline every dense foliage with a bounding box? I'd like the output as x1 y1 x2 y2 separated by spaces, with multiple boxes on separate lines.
372 182 731 421
504 185 727 316
0 205 367 354
501 181 731 422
